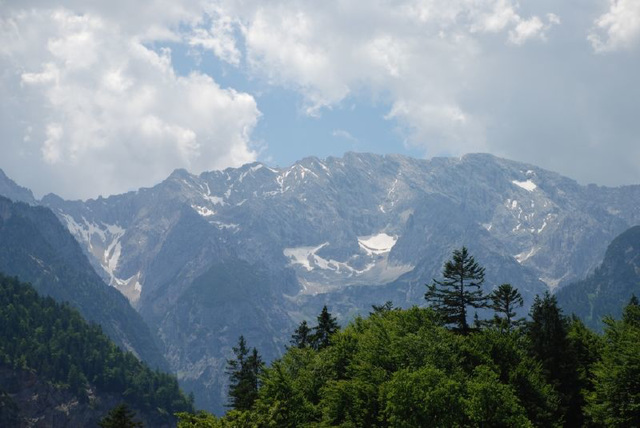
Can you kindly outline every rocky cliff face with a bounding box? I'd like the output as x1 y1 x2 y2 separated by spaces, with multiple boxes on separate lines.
3 152 639 413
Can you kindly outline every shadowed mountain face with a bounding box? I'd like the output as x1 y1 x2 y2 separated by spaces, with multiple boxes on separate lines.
2 152 639 413
0 196 167 370
557 225 640 331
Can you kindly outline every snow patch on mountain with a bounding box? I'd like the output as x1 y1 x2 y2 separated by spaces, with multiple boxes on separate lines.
284 243 329 271
210 220 240 231
358 233 397 255
104 229 125 276
192 205 215 217
512 180 537 192
515 246 539 263
112 271 143 304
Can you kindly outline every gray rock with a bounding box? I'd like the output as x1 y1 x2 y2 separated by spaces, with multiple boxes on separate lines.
3 152 639 414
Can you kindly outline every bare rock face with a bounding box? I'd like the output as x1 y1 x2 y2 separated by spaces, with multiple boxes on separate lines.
3 153 639 414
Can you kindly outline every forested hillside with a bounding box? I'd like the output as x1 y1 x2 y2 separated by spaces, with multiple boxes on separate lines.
557 225 640 331
178 249 640 427
0 274 193 426
180 297 640 427
0 196 167 369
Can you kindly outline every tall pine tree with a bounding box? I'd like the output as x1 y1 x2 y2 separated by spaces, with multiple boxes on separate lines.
425 247 488 333
311 306 339 350
290 320 312 348
226 336 263 410
489 283 525 331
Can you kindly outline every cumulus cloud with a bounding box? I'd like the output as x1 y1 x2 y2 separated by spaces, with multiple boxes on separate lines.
208 0 559 154
508 14 561 45
589 0 640 52
0 3 259 199
2 0 639 198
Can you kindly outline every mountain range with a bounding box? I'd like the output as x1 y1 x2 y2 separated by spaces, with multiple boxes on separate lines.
0 196 167 370
1 152 639 413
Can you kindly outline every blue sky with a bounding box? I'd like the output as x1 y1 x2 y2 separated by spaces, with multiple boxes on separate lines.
165 39 416 167
1 0 639 199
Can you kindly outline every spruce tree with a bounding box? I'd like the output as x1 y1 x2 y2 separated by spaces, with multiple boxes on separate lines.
311 306 339 349
290 320 312 348
370 301 395 315
425 247 488 333
528 292 584 426
489 283 525 330
98 403 143 428
226 336 263 410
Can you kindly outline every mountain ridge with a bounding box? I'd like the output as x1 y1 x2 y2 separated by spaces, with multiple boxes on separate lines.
2 152 640 413
0 196 168 370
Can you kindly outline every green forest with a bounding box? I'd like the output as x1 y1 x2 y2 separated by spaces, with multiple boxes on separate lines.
0 273 194 424
178 248 640 427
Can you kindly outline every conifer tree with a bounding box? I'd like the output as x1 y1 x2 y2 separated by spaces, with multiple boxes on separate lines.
588 295 640 426
528 292 584 426
370 301 396 315
425 247 488 333
290 320 312 348
311 305 339 349
489 283 525 330
98 403 143 428
226 336 263 410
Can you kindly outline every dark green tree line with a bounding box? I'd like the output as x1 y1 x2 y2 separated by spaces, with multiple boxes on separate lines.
0 274 193 422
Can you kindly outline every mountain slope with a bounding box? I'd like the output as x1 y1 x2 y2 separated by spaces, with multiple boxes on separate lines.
0 169 36 205
0 196 167 370
0 274 193 426
557 225 640 330
9 152 640 413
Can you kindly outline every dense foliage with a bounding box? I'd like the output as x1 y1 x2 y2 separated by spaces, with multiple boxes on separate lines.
177 249 640 427
98 403 143 428
179 304 562 426
587 296 640 426
0 274 193 422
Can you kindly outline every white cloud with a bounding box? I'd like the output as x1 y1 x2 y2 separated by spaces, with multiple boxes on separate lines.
42 123 64 164
210 0 558 153
4 0 639 196
589 0 640 52
0 5 259 199
188 6 241 65
332 129 358 143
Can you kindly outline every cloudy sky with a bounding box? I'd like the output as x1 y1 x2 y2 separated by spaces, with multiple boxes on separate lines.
1 0 639 199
